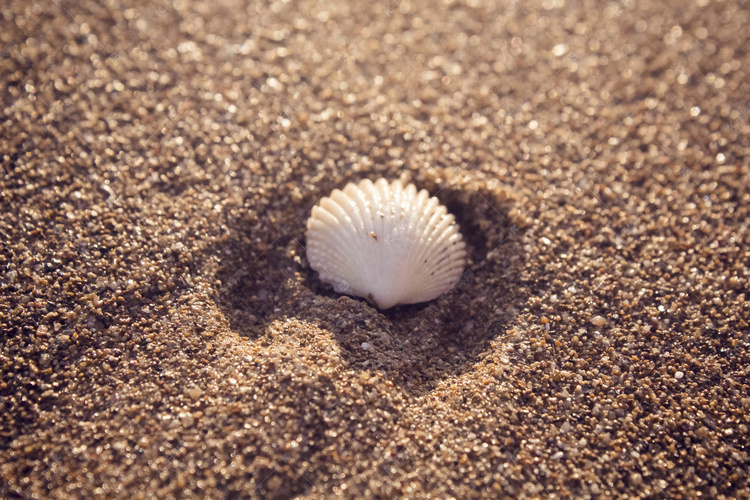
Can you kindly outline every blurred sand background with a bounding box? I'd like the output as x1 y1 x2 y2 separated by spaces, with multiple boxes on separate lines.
1 0 749 497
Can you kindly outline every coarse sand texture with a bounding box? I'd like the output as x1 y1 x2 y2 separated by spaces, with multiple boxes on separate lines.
1 0 749 498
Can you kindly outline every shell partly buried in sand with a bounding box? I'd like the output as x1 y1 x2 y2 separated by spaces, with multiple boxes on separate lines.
305 178 467 309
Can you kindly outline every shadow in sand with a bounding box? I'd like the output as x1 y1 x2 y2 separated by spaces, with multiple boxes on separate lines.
213 178 528 395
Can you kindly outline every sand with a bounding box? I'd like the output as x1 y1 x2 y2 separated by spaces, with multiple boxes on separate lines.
1 0 749 498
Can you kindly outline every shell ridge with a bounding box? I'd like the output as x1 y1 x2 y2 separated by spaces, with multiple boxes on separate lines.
339 182 372 234
420 220 463 265
359 179 383 240
349 181 378 239
375 179 393 242
407 259 466 300
307 206 368 290
409 213 457 271
407 231 466 297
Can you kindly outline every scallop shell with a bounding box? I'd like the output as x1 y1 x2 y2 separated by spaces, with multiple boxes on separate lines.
306 178 467 309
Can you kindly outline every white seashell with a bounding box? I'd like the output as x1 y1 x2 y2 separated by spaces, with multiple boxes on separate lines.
306 178 467 309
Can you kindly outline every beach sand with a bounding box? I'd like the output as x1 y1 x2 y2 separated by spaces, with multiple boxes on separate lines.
1 0 748 497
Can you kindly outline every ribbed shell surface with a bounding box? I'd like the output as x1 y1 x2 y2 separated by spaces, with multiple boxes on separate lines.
305 178 467 309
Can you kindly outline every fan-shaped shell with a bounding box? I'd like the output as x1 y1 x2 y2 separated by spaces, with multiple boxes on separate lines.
305 178 467 309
